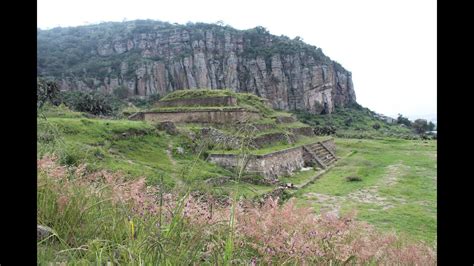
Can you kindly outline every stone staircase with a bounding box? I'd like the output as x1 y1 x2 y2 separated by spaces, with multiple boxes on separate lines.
303 142 337 169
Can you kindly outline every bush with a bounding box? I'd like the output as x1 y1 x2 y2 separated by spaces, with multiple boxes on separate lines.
313 126 336 135
397 114 412 127
112 85 129 99
346 176 362 182
37 78 62 108
39 103 85 118
61 90 123 116
413 119 428 135
344 117 353 127
427 121 436 131
128 94 161 108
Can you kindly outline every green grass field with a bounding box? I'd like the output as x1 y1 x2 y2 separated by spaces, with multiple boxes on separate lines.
37 116 234 188
37 102 437 264
38 104 437 245
293 138 437 244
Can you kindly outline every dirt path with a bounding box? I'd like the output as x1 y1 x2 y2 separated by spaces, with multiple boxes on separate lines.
166 143 184 186
303 163 409 216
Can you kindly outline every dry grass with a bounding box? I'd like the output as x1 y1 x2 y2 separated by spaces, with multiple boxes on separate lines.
38 155 436 264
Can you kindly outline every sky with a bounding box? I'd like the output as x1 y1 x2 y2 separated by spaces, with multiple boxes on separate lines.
37 0 436 120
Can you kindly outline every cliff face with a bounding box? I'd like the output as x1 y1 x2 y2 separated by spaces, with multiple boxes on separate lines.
38 21 356 114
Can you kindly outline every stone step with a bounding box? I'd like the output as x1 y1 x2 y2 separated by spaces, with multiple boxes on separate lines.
316 144 329 150
324 158 336 164
316 154 331 160
310 143 324 148
303 146 327 169
312 149 330 156
312 145 327 151
310 144 325 149
315 154 331 161
325 161 335 167
314 150 331 154
321 154 335 161
319 154 334 160
313 149 329 155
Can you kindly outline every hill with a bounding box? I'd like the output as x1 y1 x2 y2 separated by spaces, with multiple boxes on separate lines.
37 20 356 114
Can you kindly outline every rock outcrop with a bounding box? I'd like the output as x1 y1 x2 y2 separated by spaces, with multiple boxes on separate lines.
37 225 54 241
38 20 357 114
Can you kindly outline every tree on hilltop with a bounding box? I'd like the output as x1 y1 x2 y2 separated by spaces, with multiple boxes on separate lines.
413 119 429 134
397 114 412 127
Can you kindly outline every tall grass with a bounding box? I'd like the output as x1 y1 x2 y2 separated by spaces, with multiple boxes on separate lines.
38 156 231 264
38 155 436 264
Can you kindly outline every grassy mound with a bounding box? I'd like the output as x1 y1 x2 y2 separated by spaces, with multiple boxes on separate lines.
159 89 274 116
147 106 246 112
160 89 233 101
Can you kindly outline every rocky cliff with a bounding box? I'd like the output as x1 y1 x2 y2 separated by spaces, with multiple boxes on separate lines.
37 20 356 114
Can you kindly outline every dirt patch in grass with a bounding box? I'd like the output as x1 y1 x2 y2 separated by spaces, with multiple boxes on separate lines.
303 163 409 214
382 163 408 186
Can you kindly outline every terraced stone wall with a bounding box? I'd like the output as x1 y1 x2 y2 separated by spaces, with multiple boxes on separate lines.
130 109 260 124
208 146 305 180
155 96 237 107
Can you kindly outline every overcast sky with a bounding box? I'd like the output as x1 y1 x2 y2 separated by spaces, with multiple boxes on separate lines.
38 0 436 119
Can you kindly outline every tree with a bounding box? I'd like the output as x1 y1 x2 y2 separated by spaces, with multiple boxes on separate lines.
427 121 436 131
62 91 122 116
397 114 412 127
37 78 61 108
113 85 129 100
412 119 429 134
294 36 303 42
344 117 353 127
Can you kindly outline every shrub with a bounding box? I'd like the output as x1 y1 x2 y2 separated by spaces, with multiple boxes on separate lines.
344 117 353 127
397 114 412 127
346 176 362 182
413 119 428 135
128 93 161 108
61 90 123 116
37 78 62 108
37 118 62 144
39 103 85 118
427 121 436 131
147 93 161 103
112 85 129 99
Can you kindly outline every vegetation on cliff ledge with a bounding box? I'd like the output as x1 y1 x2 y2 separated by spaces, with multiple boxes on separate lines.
293 103 421 140
38 20 334 78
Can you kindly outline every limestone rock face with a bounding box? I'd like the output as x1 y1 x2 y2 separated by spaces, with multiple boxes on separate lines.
38 22 357 114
